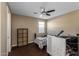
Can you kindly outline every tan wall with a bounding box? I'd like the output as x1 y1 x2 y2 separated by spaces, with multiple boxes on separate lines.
0 2 8 55
0 2 11 56
12 14 47 46
47 10 79 36
0 2 1 55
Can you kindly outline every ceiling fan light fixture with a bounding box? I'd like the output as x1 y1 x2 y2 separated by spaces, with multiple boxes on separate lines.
40 14 43 17
41 8 44 12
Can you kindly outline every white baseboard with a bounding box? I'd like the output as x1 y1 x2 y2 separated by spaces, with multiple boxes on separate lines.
12 44 17 47
12 41 34 47
28 41 34 44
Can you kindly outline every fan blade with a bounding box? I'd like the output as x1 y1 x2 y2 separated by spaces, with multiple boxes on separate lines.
46 10 55 13
46 13 50 16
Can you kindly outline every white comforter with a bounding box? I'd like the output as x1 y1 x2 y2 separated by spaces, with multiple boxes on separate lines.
34 37 47 49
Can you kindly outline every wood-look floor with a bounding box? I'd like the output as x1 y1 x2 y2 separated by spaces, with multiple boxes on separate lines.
9 43 48 56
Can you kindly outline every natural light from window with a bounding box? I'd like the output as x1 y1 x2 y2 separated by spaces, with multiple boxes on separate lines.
38 21 45 33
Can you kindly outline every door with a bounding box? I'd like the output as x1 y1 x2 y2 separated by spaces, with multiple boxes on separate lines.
17 28 28 47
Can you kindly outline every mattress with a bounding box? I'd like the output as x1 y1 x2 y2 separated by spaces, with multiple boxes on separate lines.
34 37 47 49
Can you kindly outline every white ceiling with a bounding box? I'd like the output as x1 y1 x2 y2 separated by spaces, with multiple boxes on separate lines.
8 2 79 19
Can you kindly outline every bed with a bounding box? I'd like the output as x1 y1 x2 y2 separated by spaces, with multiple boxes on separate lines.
34 37 47 49
33 30 64 49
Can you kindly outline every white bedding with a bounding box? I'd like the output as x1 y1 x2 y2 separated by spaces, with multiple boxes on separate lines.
34 37 47 49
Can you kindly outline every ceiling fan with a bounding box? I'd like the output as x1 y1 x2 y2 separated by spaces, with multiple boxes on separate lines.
34 7 55 16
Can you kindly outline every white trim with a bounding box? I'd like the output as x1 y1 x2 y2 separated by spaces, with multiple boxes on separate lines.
12 41 34 47
12 44 17 47
28 41 34 44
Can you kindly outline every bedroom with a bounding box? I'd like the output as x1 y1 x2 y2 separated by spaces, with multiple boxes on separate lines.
0 2 79 56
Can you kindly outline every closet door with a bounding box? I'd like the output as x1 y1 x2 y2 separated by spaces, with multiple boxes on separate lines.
17 28 28 47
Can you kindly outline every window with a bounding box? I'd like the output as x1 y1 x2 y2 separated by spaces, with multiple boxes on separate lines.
38 22 45 33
